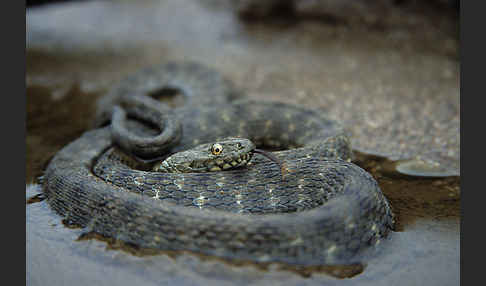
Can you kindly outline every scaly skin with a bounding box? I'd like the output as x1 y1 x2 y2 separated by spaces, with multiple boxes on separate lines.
43 62 394 266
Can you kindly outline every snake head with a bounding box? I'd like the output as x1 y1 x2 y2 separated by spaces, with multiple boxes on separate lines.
153 138 256 173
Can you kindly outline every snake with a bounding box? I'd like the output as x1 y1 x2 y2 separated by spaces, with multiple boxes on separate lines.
42 62 394 266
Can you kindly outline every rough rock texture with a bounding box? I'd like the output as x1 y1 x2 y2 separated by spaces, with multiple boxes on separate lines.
26 0 459 285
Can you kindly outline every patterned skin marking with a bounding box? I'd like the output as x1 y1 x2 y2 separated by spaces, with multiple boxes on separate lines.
221 112 231 123
45 62 394 266
288 123 296 132
264 120 273 130
153 138 255 173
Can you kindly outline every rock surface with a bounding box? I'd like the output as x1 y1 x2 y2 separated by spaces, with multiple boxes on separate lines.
26 0 459 285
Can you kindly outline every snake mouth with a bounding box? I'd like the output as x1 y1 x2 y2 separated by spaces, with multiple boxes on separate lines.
205 153 253 172
207 149 286 174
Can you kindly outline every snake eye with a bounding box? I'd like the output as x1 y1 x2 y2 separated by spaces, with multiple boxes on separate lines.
211 143 223 155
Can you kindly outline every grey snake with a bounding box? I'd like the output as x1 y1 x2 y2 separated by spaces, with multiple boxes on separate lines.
42 62 394 266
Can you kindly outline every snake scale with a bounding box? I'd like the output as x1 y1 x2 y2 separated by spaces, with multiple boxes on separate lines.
42 62 394 266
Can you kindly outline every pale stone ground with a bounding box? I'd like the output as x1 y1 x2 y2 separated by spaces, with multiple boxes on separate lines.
26 1 459 285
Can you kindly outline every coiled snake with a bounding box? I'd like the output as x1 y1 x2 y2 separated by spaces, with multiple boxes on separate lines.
43 62 394 266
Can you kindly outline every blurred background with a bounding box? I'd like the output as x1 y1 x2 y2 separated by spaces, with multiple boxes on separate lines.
26 1 460 285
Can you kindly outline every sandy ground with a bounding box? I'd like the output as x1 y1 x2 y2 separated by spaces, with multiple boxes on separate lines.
26 1 459 285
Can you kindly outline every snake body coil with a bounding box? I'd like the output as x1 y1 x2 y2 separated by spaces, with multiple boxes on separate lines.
43 62 394 266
